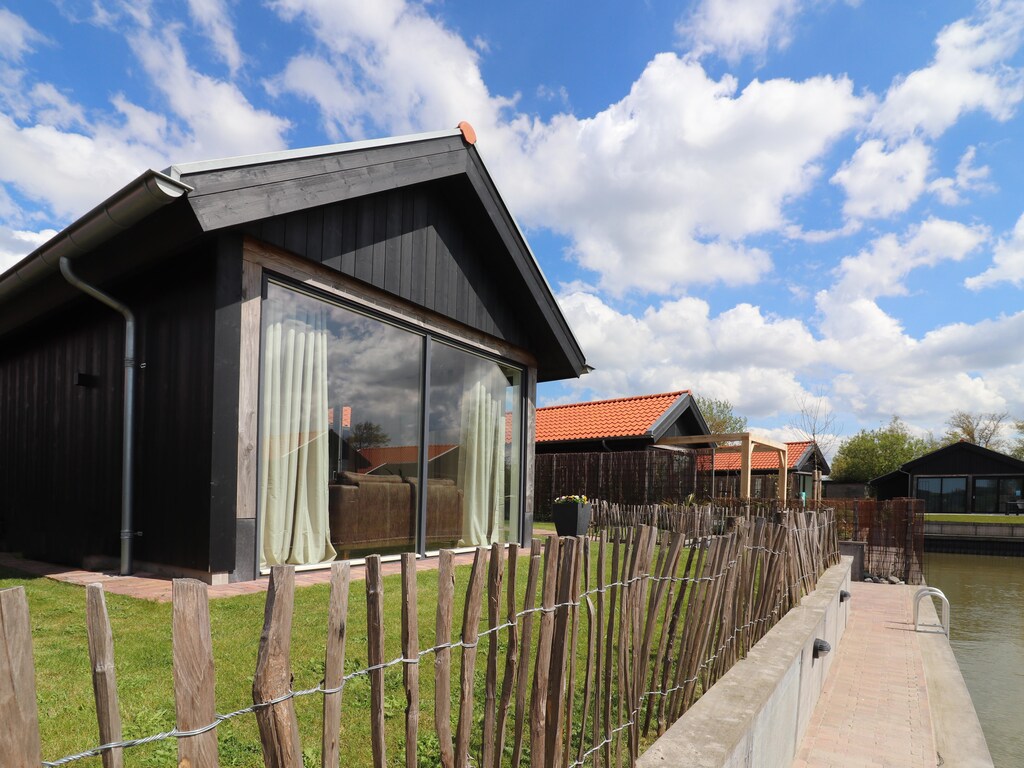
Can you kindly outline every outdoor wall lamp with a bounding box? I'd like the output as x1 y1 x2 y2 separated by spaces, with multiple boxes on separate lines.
840 590 851 603
813 638 831 659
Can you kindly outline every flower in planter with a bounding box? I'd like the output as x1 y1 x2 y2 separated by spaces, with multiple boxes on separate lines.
554 494 588 504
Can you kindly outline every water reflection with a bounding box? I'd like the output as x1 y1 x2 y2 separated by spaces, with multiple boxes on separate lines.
924 553 1024 767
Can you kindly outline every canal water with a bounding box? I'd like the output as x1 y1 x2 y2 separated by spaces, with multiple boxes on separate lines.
923 552 1024 767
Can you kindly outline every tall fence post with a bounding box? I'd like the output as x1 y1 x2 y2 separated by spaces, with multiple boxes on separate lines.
172 578 219 767
365 555 387 768
0 586 42 768
253 565 302 768
86 584 123 768
322 561 351 768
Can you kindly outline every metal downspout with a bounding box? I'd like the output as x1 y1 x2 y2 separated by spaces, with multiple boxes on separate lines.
59 256 137 576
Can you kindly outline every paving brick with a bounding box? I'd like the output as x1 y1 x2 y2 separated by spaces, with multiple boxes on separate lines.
794 582 937 768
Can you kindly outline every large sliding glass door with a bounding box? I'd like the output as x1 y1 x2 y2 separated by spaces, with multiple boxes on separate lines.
915 476 967 514
973 477 1024 514
426 342 521 550
258 280 524 569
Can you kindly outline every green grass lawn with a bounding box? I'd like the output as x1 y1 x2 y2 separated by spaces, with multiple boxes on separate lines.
1 540 703 768
924 514 1024 524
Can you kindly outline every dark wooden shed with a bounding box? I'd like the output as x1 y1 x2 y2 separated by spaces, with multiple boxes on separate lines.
871 441 1024 514
0 125 587 582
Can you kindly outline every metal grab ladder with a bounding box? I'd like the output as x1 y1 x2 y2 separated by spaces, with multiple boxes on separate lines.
913 587 950 636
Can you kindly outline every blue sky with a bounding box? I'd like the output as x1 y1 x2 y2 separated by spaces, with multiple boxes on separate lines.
3 0 1024 449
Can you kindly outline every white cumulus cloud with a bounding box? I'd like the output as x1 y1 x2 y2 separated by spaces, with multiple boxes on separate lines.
966 212 1024 289
831 139 932 220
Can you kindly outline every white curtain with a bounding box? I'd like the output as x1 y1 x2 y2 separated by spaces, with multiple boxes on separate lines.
457 363 506 546
259 304 337 568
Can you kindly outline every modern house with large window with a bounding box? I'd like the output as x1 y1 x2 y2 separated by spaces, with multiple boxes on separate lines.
872 441 1024 514
0 125 587 583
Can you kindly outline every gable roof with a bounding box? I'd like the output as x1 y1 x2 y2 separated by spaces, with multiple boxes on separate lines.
0 125 586 381
899 440 1024 473
712 441 830 473
536 391 704 444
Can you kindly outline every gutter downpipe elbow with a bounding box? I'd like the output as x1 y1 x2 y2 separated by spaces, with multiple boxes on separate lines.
59 256 137 576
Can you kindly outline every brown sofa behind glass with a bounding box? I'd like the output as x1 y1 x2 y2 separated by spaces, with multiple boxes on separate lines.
328 472 464 557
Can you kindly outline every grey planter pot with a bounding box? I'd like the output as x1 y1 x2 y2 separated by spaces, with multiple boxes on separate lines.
552 502 592 537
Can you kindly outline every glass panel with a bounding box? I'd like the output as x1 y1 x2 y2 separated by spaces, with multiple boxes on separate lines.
998 477 1024 514
426 342 522 549
941 477 967 515
916 477 942 514
973 478 999 514
260 283 423 566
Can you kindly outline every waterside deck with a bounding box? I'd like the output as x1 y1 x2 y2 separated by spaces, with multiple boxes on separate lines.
795 582 992 768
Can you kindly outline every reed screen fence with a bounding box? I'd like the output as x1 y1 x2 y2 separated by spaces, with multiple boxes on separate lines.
534 451 697 519
833 498 925 584
2 508 839 768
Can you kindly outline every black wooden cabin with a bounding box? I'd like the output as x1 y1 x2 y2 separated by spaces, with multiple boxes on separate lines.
872 441 1024 514
0 125 587 582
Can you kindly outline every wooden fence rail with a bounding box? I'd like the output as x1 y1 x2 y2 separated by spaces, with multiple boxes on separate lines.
2 509 838 768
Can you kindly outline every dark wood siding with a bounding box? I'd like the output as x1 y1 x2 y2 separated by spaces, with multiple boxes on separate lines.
0 304 124 564
0 249 218 571
241 177 534 352
133 252 217 571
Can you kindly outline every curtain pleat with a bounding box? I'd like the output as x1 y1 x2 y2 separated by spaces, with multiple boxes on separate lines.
458 363 506 546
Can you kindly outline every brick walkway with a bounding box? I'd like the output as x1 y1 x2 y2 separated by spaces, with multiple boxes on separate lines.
794 582 937 768
0 549 489 602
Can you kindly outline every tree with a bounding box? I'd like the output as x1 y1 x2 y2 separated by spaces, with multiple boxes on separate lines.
694 394 747 435
789 390 841 474
1013 420 1024 461
829 416 936 483
943 410 1009 452
349 421 389 451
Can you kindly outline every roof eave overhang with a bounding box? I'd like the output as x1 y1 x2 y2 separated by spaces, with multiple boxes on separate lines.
0 170 193 306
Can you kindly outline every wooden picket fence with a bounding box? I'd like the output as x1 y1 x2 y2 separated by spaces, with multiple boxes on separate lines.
1 510 838 768
588 501 716 539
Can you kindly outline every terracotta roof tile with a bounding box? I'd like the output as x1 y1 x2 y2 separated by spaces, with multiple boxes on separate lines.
536 391 689 443
712 441 813 471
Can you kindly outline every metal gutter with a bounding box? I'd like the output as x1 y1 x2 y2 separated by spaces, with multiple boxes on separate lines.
0 169 192 305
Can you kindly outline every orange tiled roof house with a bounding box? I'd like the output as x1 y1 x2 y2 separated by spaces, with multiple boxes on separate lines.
709 440 830 501
533 391 713 516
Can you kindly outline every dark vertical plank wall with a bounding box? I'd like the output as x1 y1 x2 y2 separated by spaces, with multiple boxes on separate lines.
132 252 217 571
0 306 124 564
244 178 532 351
0 251 217 571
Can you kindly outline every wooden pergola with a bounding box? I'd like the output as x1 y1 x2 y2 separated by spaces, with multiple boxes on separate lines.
656 433 790 503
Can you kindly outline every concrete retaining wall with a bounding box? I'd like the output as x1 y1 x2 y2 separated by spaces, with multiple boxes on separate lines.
638 557 852 768
924 521 1024 539
838 540 864 581
916 592 994 767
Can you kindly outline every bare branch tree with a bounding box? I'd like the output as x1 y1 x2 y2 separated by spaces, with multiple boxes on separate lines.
943 410 1009 451
789 390 842 472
